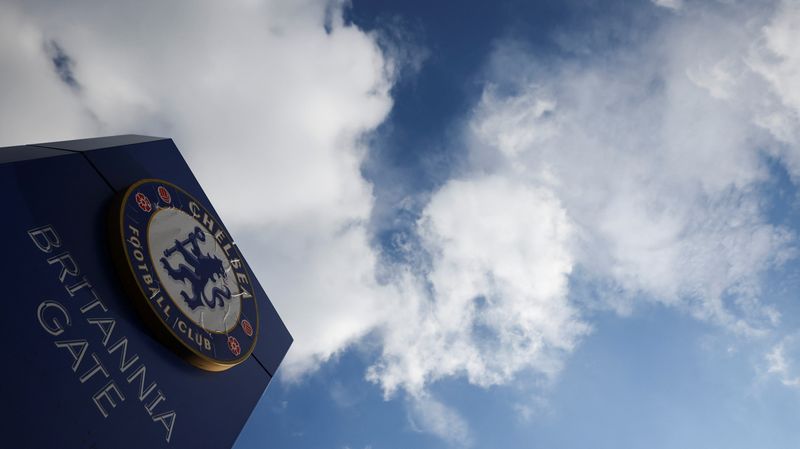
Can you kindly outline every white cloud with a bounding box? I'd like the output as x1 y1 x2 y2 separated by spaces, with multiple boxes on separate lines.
457 0 795 336
766 341 800 387
367 176 588 396
407 394 473 447
747 0 800 175
652 0 683 10
512 395 551 423
752 0 800 114
767 343 789 375
0 4 95 143
330 381 359 408
0 0 396 378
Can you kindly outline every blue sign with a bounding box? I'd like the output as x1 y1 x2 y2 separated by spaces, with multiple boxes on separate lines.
0 136 292 448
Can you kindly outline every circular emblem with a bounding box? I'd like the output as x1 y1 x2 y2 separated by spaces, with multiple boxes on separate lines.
110 179 258 371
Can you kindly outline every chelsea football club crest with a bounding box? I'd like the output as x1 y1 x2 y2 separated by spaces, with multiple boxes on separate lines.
110 179 258 371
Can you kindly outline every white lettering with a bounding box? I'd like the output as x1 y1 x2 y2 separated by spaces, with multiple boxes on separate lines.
65 277 92 297
54 339 88 372
47 252 80 282
79 353 110 383
108 338 140 373
28 225 61 253
37 300 71 336
87 317 116 346
189 201 201 218
126 365 157 401
153 410 176 443
92 380 125 418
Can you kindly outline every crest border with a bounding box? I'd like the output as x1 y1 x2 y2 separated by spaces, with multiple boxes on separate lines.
108 178 259 372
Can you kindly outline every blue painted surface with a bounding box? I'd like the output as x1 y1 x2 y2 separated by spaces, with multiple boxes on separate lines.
0 138 291 448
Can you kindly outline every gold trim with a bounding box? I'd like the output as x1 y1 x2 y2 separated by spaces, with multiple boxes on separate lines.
109 178 259 372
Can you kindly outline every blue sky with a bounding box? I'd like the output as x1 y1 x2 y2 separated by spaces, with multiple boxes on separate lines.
238 0 800 447
3 0 800 447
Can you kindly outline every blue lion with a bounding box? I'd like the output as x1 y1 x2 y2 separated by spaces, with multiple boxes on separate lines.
159 226 232 310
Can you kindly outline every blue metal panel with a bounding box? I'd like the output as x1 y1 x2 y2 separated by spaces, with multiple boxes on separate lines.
32 134 167 152
0 136 290 448
0 144 72 163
